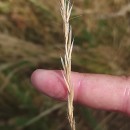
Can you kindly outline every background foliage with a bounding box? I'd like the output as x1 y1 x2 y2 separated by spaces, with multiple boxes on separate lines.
0 0 130 130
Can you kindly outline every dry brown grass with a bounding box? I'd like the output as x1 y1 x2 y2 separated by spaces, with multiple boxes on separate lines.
0 0 130 130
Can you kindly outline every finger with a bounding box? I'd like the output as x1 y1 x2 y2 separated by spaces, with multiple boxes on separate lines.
31 69 130 115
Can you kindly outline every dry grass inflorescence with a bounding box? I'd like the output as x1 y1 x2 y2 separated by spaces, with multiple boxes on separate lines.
60 0 75 130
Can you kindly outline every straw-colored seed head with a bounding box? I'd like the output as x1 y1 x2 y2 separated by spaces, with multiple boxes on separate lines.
60 0 75 130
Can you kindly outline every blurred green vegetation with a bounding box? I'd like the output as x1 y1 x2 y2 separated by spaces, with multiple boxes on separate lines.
0 0 130 130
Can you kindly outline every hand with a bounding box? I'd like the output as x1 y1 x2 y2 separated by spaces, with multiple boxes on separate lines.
31 69 130 115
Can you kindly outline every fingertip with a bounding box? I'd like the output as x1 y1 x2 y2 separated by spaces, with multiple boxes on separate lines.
31 69 67 100
31 69 44 89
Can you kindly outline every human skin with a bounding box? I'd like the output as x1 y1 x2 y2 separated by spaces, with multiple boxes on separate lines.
31 69 130 115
